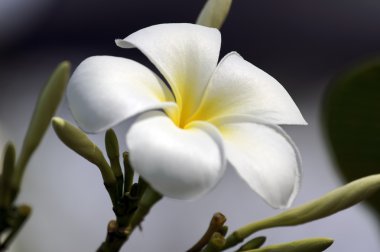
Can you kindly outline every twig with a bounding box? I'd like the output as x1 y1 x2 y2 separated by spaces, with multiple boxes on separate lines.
187 212 227 252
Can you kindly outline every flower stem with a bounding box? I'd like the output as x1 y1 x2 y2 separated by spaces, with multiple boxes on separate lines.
243 237 333 252
127 186 162 232
0 205 31 251
236 236 266 251
96 186 161 252
52 118 118 205
96 221 127 252
105 129 124 199
0 143 16 209
187 212 226 252
122 152 134 193
200 232 226 252
223 174 380 250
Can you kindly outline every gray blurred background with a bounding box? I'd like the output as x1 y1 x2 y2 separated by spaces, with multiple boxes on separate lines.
1 0 380 251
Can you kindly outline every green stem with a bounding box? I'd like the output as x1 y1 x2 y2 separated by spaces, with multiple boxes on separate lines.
97 186 161 252
123 152 134 193
223 174 380 250
118 184 139 227
223 220 273 249
127 186 162 232
105 129 124 199
0 144 16 209
96 221 127 252
201 233 226 252
237 236 266 251
187 212 226 252
52 118 118 205
0 205 31 251
242 237 333 252
137 177 148 199
104 182 118 207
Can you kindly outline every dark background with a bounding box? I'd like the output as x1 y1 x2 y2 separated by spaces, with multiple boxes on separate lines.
3 0 380 92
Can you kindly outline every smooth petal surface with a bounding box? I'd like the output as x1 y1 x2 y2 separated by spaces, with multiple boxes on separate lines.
217 119 301 208
190 52 306 125
67 56 177 133
116 23 221 123
126 111 226 199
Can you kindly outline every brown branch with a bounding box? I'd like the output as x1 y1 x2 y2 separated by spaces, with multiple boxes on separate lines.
187 212 227 252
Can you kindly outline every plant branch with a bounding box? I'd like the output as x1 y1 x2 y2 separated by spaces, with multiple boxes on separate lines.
223 174 380 250
187 212 227 252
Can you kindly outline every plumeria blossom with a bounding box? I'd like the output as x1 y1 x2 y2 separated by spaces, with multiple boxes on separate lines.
67 23 306 208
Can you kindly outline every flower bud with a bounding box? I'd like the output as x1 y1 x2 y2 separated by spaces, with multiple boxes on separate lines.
225 174 380 249
237 236 266 251
196 0 233 29
52 117 115 184
248 238 333 252
16 62 70 175
105 129 123 196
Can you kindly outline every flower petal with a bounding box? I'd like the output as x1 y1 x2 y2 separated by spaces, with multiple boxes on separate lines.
190 52 307 125
116 23 221 122
67 56 177 133
216 119 301 208
126 111 226 200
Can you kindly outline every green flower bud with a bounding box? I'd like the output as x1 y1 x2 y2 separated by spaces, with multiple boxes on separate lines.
105 129 120 161
196 0 233 29
246 238 333 252
15 62 70 180
105 129 123 197
123 152 134 193
225 174 380 249
237 236 266 251
52 117 115 184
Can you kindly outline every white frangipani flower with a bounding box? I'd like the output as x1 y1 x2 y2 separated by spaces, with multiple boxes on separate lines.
67 23 306 208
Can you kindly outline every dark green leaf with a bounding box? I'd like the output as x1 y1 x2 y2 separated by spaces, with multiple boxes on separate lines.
322 58 380 219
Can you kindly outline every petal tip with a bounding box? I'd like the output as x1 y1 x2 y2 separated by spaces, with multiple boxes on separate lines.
115 38 133 48
296 114 308 125
267 177 300 209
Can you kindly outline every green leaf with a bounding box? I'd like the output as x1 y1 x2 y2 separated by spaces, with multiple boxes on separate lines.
322 58 380 219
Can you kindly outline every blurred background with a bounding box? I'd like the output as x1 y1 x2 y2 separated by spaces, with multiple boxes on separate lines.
1 0 380 251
